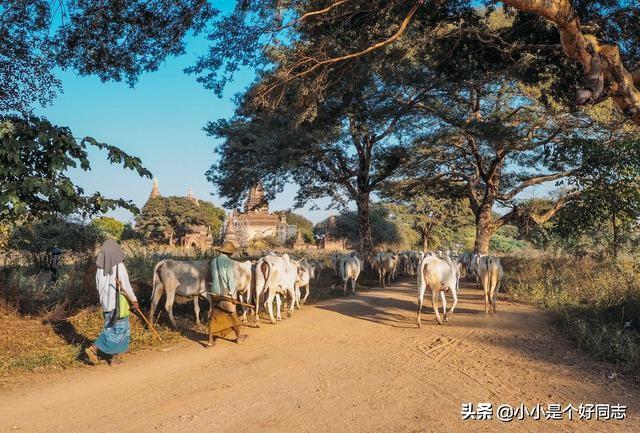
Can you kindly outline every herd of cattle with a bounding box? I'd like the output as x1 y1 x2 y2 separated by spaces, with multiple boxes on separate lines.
147 250 504 330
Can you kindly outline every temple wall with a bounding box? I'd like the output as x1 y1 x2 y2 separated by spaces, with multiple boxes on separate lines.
244 224 279 240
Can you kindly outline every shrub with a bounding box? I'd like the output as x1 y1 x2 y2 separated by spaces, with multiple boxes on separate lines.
7 218 105 268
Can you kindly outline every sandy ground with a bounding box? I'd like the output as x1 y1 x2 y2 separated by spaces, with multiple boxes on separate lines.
0 279 638 433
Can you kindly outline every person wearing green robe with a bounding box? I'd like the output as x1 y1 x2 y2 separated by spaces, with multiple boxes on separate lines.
207 241 247 347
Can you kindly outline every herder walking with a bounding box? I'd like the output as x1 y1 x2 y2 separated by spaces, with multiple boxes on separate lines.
207 241 248 347
85 239 139 365
49 246 63 283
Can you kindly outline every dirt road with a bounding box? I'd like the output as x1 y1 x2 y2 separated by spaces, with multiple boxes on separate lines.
1 279 638 433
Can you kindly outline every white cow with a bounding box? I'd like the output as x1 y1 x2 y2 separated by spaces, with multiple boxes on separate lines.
295 258 313 304
340 253 361 295
477 256 504 314
150 259 210 327
409 251 423 276
458 252 472 279
309 259 324 279
416 253 459 327
471 253 483 285
254 254 299 326
372 252 397 288
389 254 399 280
331 253 342 277
233 260 253 322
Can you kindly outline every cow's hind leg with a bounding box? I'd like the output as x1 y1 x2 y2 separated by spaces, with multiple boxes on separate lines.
493 280 502 314
440 291 448 322
446 288 458 321
432 290 443 325
294 287 301 309
482 274 490 314
489 277 498 314
265 290 277 324
417 285 426 328
293 288 301 310
164 289 178 328
193 297 201 325
254 287 262 328
275 293 283 321
239 293 248 323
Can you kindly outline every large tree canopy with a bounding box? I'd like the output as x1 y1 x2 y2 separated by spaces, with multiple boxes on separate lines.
4 1 639 125
0 0 216 114
207 1 640 253
195 1 640 126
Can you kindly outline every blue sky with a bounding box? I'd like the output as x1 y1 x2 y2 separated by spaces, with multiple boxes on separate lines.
39 34 333 224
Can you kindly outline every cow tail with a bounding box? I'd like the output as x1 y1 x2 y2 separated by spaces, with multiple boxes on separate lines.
488 257 496 292
417 258 426 293
340 256 347 280
151 261 162 298
149 260 164 318
260 260 271 302
246 271 254 307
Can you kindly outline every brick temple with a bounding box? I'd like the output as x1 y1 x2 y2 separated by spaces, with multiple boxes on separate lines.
223 183 296 248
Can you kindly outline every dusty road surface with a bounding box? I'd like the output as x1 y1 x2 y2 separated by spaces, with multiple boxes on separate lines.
1 279 638 433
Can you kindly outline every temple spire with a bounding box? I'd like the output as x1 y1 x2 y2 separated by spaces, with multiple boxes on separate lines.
149 178 161 199
187 187 199 205
243 181 268 213
223 211 239 246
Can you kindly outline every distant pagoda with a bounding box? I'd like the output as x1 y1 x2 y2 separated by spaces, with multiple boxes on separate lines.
229 182 296 247
149 178 161 199
222 211 239 246
244 182 269 213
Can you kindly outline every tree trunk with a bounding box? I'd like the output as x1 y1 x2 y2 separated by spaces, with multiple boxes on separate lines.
474 207 494 255
612 211 619 259
421 231 429 251
356 193 372 254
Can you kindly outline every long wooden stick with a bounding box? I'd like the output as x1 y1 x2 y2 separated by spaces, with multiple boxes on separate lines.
133 303 163 340
116 279 163 340
209 294 254 309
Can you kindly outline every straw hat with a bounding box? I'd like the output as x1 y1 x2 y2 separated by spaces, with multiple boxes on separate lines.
215 241 237 255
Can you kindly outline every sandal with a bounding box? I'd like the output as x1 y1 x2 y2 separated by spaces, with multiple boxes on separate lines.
85 347 99 365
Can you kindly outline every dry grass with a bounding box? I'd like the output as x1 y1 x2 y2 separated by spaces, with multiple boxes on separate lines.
502 255 640 377
0 302 77 375
0 299 183 376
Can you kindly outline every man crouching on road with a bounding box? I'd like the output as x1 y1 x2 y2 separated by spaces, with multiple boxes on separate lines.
207 241 248 348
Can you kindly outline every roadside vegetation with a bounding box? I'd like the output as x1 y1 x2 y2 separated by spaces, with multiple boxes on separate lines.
504 255 640 376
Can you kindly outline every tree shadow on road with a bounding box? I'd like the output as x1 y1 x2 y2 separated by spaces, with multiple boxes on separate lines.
315 277 495 328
